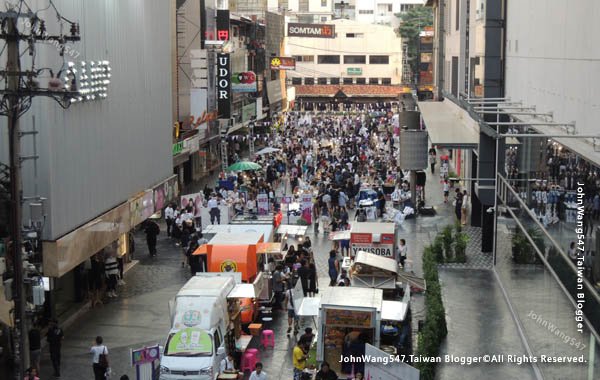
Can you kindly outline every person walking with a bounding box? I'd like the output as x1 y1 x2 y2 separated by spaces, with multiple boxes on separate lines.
104 253 119 298
164 203 175 237
207 194 221 224
143 219 160 256
397 239 407 268
90 336 109 380
285 283 298 336
429 153 436 174
454 188 463 221
461 190 469 225
249 362 267 380
28 322 41 374
24 367 40 380
307 262 318 297
315 361 338 380
328 250 339 286
46 319 64 378
298 259 310 297
443 180 449 203
272 264 285 310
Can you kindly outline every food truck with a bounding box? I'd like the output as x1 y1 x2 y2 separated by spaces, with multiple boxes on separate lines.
350 222 398 259
317 287 383 375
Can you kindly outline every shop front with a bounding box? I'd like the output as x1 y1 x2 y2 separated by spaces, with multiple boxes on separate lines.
42 175 179 320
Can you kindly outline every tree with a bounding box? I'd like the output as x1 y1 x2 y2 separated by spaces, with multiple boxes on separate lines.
396 7 433 82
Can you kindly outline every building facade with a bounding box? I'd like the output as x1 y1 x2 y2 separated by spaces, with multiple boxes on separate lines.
286 19 403 85
0 0 175 322
334 0 424 26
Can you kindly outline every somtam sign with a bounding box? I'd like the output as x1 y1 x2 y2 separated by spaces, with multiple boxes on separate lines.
287 23 335 38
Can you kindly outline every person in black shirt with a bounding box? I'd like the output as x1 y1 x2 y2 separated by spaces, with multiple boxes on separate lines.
28 321 41 373
315 361 338 380
297 260 310 297
47 319 64 377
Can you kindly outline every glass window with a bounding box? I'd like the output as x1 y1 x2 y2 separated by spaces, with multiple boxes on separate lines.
381 78 392 85
358 10 374 14
343 77 353 84
344 55 366 64
330 77 340 84
291 77 302 85
321 0 327 6
356 78 366 84
369 78 379 84
346 33 364 38
305 77 315 85
318 55 340 64
369 55 389 64
294 55 314 62
318 77 328 84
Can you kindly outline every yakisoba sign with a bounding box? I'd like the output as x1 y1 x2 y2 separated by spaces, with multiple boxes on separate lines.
287 23 335 38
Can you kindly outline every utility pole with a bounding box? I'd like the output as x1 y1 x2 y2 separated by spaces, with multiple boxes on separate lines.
6 14 26 379
0 5 80 378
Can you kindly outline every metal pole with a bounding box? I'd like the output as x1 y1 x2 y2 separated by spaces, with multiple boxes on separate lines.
6 15 27 379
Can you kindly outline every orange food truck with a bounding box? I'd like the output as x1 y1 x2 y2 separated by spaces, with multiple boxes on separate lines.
193 232 270 325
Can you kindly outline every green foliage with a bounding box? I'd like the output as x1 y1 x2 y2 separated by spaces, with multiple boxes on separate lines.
296 218 309 226
396 6 434 80
416 242 448 379
512 227 544 264
453 232 469 263
432 237 444 263
440 225 454 261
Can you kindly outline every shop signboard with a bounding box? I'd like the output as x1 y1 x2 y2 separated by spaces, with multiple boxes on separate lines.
350 233 372 244
351 244 394 258
364 344 419 380
232 71 257 92
172 141 184 156
287 23 335 38
257 193 269 215
325 308 373 327
217 53 231 118
184 135 200 153
270 57 296 70
216 9 230 41
347 67 362 76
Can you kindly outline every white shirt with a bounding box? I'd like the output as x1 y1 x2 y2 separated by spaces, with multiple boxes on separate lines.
90 345 108 364
220 356 235 373
249 370 267 380
164 206 174 219
207 198 218 209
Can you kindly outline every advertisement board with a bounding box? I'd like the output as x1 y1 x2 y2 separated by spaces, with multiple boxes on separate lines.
287 23 335 38
242 103 257 122
270 57 296 70
351 244 394 258
347 67 362 75
324 308 373 327
257 193 269 215
232 71 257 92
216 9 230 41
217 53 231 118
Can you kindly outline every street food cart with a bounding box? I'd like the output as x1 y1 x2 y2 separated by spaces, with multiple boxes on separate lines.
202 232 263 282
229 211 283 228
350 222 398 259
317 287 383 375
350 250 399 291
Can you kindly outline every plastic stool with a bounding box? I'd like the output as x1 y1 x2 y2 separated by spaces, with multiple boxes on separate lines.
246 348 260 361
241 351 258 372
261 329 275 349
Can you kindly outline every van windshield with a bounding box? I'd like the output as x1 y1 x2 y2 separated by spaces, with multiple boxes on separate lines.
164 328 213 357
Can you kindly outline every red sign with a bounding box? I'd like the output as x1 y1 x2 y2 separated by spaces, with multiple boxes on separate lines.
351 233 372 244
187 111 217 129
381 234 395 244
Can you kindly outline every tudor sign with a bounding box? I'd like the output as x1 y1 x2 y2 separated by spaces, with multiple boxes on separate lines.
217 53 231 119
287 23 335 38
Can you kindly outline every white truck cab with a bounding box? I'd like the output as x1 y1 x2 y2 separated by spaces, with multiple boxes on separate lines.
160 274 236 380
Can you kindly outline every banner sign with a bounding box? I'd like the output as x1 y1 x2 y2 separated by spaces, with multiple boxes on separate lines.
270 57 296 70
347 67 362 75
232 71 257 92
300 194 313 224
287 23 335 38
351 244 394 258
257 193 269 215
131 345 160 366
217 53 231 119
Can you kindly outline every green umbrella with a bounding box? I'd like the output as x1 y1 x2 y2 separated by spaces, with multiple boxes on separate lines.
226 161 262 171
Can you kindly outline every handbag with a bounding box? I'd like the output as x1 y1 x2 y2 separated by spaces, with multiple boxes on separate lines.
99 346 109 368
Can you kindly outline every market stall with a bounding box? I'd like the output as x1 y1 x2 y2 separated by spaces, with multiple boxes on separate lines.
350 222 398 259
317 287 383 375
350 250 398 290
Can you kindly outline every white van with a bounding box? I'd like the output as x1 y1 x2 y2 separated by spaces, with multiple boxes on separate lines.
160 274 236 380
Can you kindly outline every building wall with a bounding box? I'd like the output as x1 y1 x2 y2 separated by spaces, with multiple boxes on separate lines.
505 0 599 136
287 19 403 83
343 0 423 26
0 0 173 240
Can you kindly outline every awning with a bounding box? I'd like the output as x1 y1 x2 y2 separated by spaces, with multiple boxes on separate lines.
228 283 256 298
418 99 480 149
382 300 408 322
353 251 398 274
257 242 283 255
329 230 351 241
276 225 308 236
296 297 321 317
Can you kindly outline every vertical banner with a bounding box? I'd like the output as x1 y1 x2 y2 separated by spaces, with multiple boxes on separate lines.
300 194 313 224
257 193 269 215
217 53 231 119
